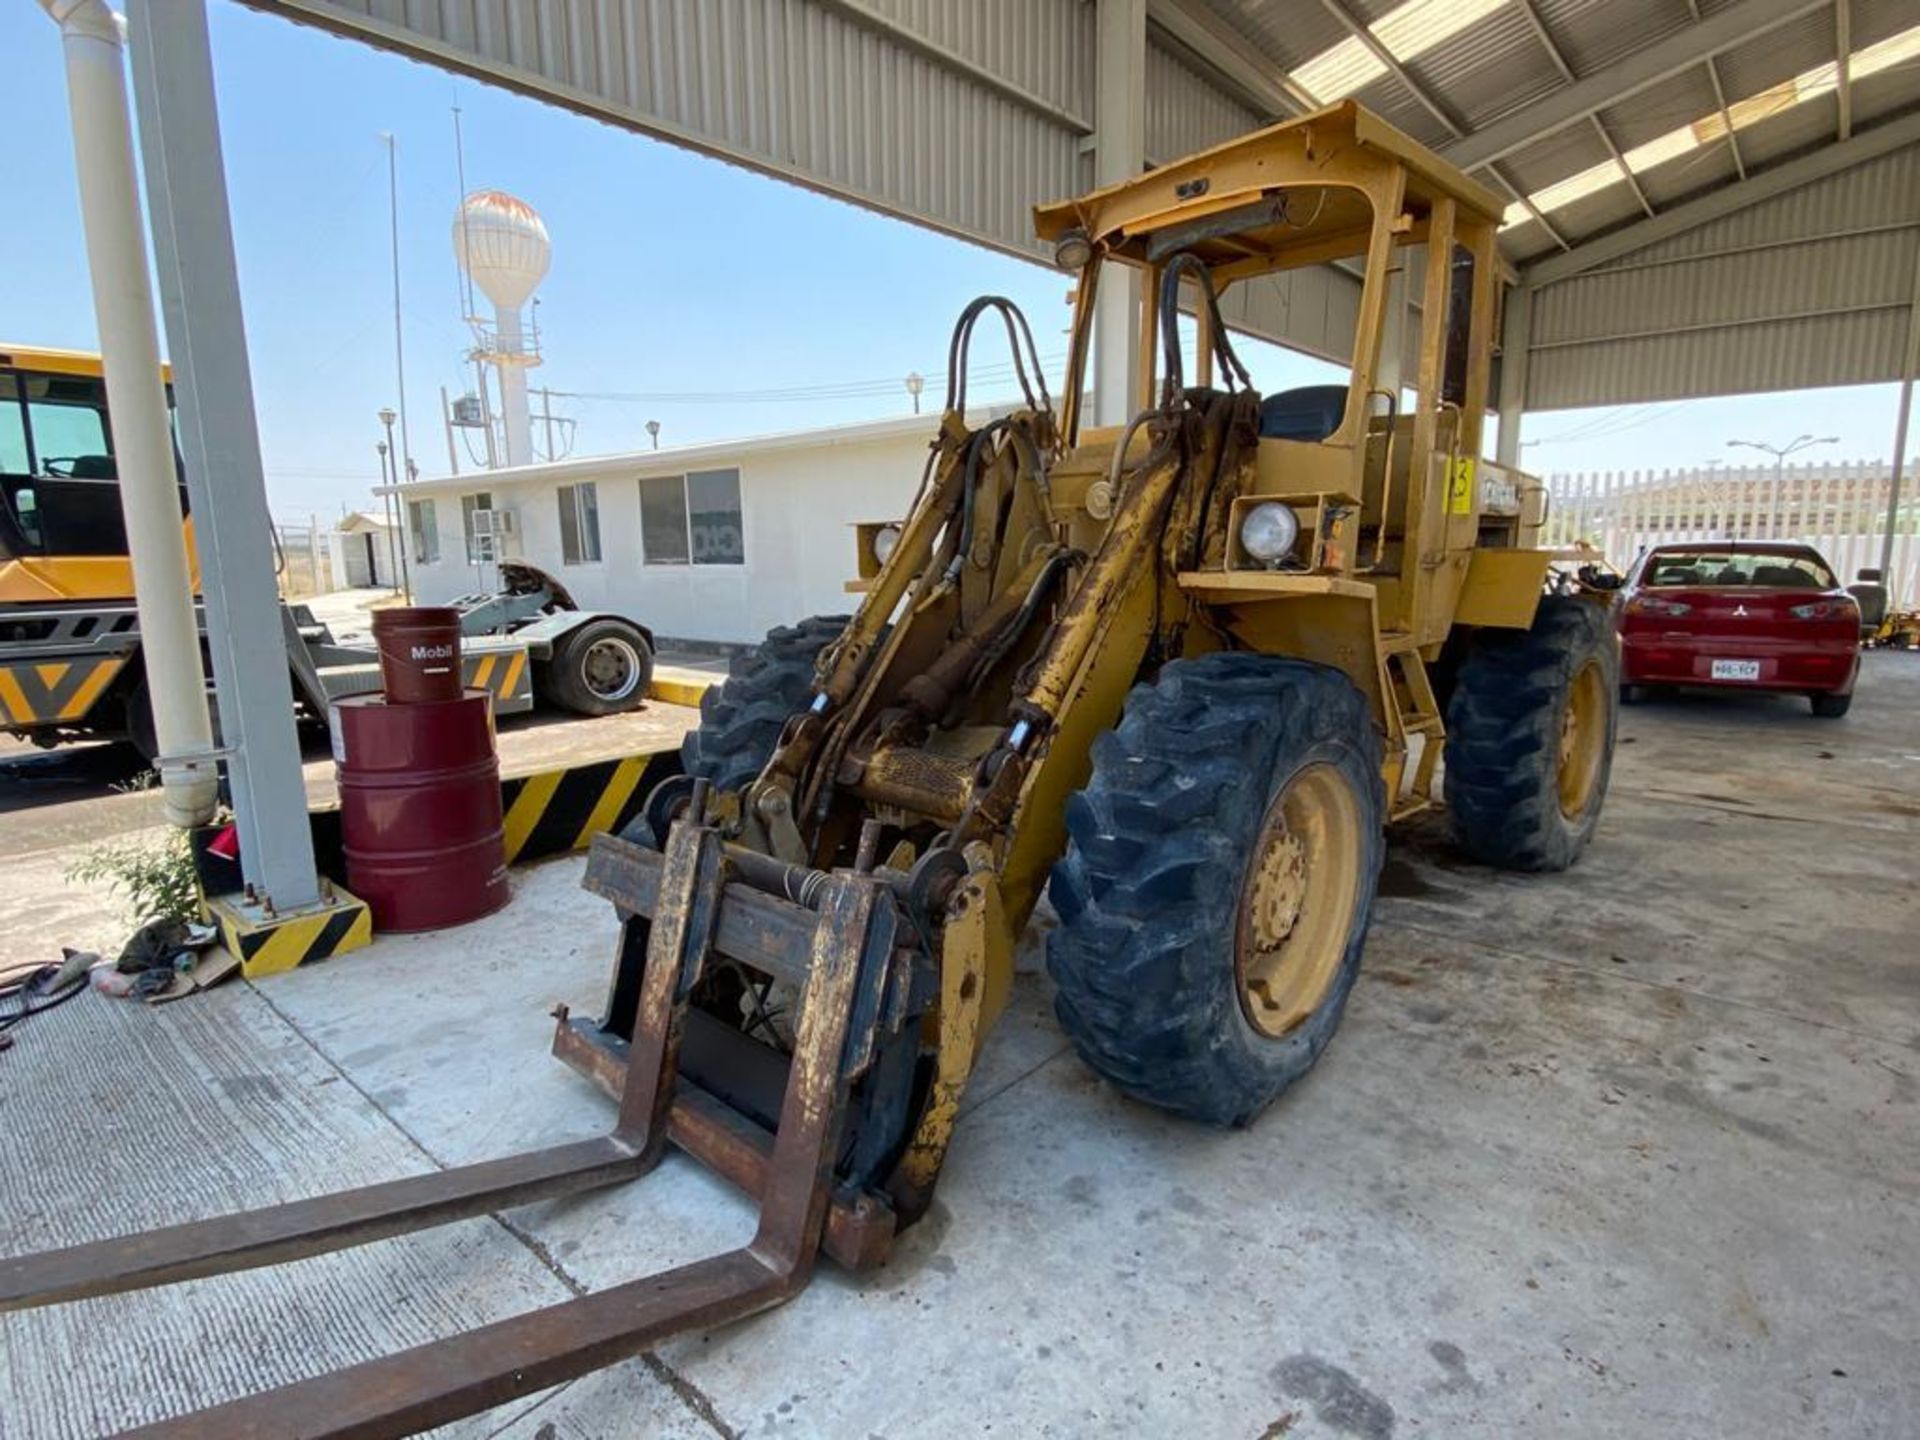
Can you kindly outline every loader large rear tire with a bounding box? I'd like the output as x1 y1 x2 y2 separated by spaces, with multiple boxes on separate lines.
1047 655 1386 1128
681 615 849 792
1443 595 1617 872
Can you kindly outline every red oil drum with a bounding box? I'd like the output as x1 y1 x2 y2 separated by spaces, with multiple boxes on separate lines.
334 690 509 933
371 606 464 704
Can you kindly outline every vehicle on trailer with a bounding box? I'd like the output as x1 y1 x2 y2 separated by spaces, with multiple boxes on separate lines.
0 345 654 756
1 102 1621 1433
1618 541 1860 716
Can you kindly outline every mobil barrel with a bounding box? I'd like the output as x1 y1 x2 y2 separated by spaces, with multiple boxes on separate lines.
371 606 464 705
333 690 509 932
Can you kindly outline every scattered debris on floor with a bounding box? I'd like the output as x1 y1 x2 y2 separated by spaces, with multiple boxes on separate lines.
91 918 230 1003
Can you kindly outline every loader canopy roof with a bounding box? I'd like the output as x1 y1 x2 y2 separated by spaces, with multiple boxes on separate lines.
1032 101 1506 275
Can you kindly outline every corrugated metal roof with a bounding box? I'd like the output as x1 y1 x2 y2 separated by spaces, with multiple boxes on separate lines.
1586 144 1920 268
244 0 1920 409
1535 0 1695 75
1528 305 1909 405
1145 39 1264 162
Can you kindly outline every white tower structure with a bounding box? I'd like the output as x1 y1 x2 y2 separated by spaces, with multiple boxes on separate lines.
453 190 550 468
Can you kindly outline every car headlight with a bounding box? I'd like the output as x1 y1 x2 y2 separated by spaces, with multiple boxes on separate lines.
871 524 902 566
1239 502 1300 564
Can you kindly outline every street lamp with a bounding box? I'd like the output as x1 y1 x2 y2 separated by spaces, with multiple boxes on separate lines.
905 372 925 414
1726 434 1839 466
1726 434 1838 540
376 408 411 600
646 419 661 451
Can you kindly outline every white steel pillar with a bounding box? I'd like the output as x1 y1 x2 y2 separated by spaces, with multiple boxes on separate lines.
1496 283 1533 467
41 0 217 830
1879 229 1920 590
128 0 321 910
1093 0 1146 425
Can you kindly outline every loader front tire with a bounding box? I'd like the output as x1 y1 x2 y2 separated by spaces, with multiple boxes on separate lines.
1443 595 1617 872
1047 655 1386 1128
682 615 849 792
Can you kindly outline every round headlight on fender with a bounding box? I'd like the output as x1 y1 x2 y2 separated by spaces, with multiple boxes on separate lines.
871 524 902 566
1239 502 1300 565
1053 227 1094 271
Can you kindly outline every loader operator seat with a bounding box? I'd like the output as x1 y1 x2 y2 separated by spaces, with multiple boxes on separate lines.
1259 385 1348 443
1849 569 1888 633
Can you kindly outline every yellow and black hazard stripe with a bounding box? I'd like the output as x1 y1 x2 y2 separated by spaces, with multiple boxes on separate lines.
464 649 531 707
208 888 374 980
500 751 677 865
0 655 128 727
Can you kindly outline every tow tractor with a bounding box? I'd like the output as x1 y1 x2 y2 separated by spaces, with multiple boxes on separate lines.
0 345 654 755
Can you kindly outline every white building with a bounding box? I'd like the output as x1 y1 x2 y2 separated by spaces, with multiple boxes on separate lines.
385 415 940 645
329 511 402 591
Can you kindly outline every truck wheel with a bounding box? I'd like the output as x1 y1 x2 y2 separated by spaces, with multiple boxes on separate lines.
1444 595 1617 872
542 620 655 716
1046 655 1386 1127
125 679 158 763
682 616 848 793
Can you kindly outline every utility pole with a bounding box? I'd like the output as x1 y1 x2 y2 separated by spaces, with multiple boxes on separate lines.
383 133 415 490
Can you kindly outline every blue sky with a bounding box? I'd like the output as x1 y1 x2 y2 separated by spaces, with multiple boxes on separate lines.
3 3 1908 521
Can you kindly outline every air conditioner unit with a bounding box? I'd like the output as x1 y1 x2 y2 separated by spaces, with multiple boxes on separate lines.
470 508 520 560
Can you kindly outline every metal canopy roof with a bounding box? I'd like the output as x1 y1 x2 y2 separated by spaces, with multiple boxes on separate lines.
246 0 1920 411
1159 0 1920 269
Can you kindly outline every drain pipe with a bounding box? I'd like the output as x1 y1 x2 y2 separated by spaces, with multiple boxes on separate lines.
41 0 217 827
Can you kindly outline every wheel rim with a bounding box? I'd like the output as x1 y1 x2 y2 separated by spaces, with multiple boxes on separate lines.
1557 659 1606 818
580 637 642 701
1235 762 1364 1039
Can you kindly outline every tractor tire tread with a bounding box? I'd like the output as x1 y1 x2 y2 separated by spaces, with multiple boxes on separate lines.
1046 653 1385 1128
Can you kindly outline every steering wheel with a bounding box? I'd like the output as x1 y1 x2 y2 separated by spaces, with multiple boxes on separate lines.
39 457 79 478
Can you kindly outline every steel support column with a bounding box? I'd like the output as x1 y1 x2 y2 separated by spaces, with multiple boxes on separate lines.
1094 0 1146 425
1497 284 1532 467
1880 227 1920 590
128 0 322 910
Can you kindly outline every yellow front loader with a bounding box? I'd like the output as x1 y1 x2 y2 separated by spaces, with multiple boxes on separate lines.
1 102 1618 1437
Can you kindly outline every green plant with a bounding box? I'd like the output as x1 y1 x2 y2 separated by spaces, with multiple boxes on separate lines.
68 828 201 926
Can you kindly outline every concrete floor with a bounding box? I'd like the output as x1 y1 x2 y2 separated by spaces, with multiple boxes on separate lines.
2 654 1916 1437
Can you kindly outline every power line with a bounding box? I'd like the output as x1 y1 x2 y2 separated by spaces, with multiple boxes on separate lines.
552 351 1067 407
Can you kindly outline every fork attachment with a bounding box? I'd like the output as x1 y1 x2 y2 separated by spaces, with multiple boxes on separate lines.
0 798 910 1440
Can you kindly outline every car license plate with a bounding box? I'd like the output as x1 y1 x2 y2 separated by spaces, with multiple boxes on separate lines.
1710 659 1761 681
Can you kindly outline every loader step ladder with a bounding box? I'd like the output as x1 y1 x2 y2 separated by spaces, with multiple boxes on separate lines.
1381 635 1444 819
0 788 902 1440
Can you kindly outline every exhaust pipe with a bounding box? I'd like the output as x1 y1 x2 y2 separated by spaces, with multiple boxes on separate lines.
40 0 218 828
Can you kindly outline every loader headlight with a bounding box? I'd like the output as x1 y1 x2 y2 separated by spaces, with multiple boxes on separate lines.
1239 502 1300 564
1053 227 1094 271
872 524 902 565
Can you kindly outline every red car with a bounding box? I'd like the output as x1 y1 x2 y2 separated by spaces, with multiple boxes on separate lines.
1617 541 1860 717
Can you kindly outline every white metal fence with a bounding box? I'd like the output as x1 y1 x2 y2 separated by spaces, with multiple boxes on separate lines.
1541 461 1919 601
272 520 332 599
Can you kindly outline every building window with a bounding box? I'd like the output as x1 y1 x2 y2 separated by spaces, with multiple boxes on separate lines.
688 468 744 564
557 482 602 564
461 491 493 563
639 476 689 564
639 469 743 566
407 498 440 564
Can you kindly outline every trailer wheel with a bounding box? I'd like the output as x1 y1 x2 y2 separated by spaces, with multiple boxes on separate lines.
682 615 848 793
542 620 655 716
1047 655 1385 1128
1443 595 1617 872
